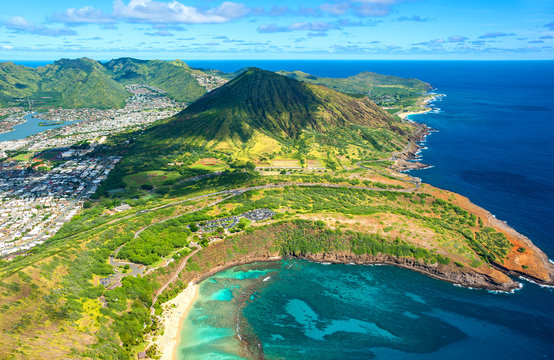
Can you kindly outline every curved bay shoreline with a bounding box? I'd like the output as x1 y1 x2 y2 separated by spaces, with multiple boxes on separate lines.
153 93 554 359
157 242 553 360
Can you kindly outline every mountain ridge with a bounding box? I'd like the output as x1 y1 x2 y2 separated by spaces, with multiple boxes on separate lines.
170 67 400 142
0 58 432 111
110 67 417 179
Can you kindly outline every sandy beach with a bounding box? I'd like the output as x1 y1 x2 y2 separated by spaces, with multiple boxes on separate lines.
150 282 199 360
397 109 431 120
397 94 442 120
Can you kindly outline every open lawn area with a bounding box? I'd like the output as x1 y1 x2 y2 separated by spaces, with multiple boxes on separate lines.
123 170 181 189
36 149 64 161
8 152 36 162
189 158 228 171
307 159 325 169
271 159 302 168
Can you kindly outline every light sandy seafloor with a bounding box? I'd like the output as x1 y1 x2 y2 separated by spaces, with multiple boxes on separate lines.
150 282 199 360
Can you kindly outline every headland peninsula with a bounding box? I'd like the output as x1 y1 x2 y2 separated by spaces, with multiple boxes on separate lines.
0 58 551 360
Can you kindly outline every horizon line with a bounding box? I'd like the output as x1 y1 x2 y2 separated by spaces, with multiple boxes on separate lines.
3 58 554 62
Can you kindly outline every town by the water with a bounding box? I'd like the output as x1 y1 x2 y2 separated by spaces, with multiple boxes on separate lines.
0 84 187 257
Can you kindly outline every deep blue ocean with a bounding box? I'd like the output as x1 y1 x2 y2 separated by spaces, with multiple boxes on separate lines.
8 59 554 358
174 60 554 360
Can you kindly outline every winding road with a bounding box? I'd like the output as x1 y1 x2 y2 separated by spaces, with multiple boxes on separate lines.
104 160 424 306
149 242 202 315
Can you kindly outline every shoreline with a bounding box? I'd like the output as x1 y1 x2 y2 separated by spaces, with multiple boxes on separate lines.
150 282 199 360
0 114 28 137
157 256 281 360
392 93 443 172
393 121 433 172
396 93 442 120
158 248 548 360
154 88 554 358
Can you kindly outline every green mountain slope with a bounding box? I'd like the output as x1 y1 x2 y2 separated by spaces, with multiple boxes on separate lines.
164 68 401 141
0 62 40 104
0 58 431 110
37 58 130 108
0 57 215 109
103 58 207 102
0 58 129 109
108 68 416 183
277 70 431 108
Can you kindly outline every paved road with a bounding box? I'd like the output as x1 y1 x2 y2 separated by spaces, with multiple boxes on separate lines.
103 162 424 291
107 256 146 290
150 242 202 315
105 194 235 288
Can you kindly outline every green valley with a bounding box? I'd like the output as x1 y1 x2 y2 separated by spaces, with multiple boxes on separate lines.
0 58 433 112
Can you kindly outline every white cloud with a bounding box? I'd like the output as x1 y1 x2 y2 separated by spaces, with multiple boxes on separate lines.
50 6 115 25
113 0 248 24
478 32 516 39
319 3 350 15
448 36 468 42
258 21 339 33
257 18 374 33
4 16 76 37
207 2 249 19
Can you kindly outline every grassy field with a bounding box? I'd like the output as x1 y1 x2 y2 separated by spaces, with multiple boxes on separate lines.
36 149 65 161
271 159 302 168
123 170 180 189
306 159 325 168
188 158 228 171
8 152 35 162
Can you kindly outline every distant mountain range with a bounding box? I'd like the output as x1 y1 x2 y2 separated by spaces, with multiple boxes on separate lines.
0 57 430 110
0 58 129 109
276 70 431 106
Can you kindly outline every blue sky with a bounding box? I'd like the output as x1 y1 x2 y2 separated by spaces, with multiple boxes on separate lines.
1 0 553 60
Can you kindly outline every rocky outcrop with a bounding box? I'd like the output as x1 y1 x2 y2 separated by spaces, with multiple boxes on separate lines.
288 252 521 292
392 123 432 171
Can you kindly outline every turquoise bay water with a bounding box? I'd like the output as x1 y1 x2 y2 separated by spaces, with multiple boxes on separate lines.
178 260 554 359
171 60 554 359
0 113 80 142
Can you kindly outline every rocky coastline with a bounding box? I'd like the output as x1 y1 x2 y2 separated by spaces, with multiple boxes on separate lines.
289 252 521 292
185 246 548 301
392 121 433 172
159 225 554 359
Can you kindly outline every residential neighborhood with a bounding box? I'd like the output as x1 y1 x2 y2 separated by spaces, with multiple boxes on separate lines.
0 84 187 257
0 84 185 158
0 155 121 256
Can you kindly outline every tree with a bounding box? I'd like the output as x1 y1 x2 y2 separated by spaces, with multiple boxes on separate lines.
245 161 256 171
